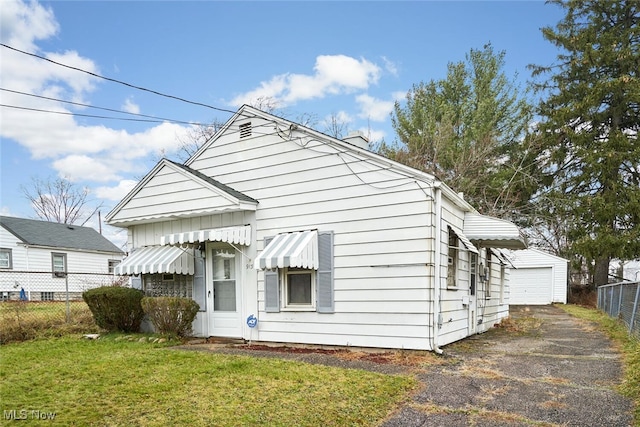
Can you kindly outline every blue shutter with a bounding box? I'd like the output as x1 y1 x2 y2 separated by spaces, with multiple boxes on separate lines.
263 236 280 313
316 231 334 313
193 247 206 312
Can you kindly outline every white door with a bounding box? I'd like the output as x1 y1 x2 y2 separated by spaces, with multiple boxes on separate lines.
207 246 242 337
510 267 553 305
468 253 478 335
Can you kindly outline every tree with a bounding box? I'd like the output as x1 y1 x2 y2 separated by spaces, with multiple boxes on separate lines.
381 44 536 217
175 120 224 162
530 0 640 287
22 176 102 225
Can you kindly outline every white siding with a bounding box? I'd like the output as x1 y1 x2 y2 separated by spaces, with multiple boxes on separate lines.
188 116 438 350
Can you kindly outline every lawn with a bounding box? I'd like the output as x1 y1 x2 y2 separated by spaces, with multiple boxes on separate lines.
0 335 416 426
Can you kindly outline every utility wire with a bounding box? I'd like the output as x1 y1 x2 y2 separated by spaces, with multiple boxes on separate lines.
1 43 246 117
0 104 177 124
1 88 206 126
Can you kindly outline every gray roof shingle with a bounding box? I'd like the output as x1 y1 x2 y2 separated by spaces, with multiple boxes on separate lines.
0 216 123 253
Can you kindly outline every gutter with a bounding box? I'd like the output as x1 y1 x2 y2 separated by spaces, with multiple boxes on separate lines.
432 183 443 354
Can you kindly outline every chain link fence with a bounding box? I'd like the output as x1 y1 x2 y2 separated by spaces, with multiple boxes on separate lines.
598 281 640 339
0 271 127 342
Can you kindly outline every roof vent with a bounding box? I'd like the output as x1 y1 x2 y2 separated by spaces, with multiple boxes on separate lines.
239 122 252 139
342 131 369 150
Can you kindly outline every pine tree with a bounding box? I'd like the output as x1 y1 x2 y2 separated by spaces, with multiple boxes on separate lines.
382 44 535 217
531 0 640 287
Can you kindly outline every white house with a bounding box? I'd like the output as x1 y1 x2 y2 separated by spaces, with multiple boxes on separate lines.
505 248 568 305
0 216 124 301
106 105 526 351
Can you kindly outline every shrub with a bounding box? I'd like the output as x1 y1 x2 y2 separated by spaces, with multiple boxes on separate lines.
83 286 145 333
141 297 200 338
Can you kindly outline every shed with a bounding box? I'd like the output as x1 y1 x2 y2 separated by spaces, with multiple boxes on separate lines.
506 248 568 305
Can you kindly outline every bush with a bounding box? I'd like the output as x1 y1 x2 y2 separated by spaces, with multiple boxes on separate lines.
83 287 145 333
141 297 200 338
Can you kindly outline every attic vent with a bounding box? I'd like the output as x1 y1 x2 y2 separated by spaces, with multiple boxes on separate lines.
239 122 252 139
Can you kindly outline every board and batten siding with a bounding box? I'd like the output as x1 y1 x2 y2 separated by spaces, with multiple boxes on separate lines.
188 116 438 350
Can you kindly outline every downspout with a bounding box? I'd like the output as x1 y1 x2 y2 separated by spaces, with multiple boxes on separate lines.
432 183 443 354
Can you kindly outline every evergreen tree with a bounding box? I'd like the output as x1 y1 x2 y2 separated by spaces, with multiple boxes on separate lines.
531 0 640 287
381 44 536 217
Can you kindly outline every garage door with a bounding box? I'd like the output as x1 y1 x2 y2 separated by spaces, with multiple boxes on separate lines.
510 267 553 305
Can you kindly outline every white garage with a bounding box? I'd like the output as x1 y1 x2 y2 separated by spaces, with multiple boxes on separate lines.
507 249 568 305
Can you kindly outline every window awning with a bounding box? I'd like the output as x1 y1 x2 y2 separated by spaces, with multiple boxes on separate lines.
114 246 194 275
160 225 251 247
463 213 527 249
451 229 479 254
490 248 516 268
255 230 318 270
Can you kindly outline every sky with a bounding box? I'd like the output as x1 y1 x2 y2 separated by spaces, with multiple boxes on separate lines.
0 0 566 248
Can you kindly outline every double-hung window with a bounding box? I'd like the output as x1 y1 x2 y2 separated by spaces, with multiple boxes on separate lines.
0 248 12 269
52 253 67 277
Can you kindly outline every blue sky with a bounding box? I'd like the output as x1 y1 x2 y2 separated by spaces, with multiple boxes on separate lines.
0 0 565 247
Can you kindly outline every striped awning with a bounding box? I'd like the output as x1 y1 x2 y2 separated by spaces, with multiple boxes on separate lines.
451 228 479 254
463 213 527 249
255 230 318 270
114 246 194 275
161 225 251 246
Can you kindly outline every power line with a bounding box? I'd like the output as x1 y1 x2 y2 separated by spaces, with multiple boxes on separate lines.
1 43 246 117
0 104 176 124
1 87 206 126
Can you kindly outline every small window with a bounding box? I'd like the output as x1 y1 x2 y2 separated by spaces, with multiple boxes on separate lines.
52 253 67 277
0 248 12 269
239 122 252 138
470 253 477 296
41 291 55 301
108 259 120 274
447 227 458 288
284 268 315 309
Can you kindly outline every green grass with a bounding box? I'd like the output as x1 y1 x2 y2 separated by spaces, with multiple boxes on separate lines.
0 335 416 426
558 304 640 425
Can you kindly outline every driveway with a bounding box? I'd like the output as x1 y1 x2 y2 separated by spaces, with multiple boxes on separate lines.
382 305 634 427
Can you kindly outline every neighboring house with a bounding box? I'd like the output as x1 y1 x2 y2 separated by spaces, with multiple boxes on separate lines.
106 105 526 351
505 248 568 305
0 216 124 301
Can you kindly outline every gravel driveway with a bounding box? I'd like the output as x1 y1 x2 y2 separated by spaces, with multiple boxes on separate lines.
179 305 634 426
382 305 634 427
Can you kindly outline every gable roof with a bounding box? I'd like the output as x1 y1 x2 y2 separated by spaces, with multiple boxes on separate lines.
185 105 476 213
0 216 123 253
105 158 258 226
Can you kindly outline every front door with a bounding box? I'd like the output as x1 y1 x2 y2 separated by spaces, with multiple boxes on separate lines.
468 252 478 334
207 246 242 337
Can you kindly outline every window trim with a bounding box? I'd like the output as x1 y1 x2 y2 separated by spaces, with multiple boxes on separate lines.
447 227 458 289
282 267 316 311
51 252 67 277
485 250 492 298
0 248 12 269
108 259 120 274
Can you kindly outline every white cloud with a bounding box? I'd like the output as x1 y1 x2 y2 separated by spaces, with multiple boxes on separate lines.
0 0 190 185
381 56 399 77
230 54 381 107
95 180 138 202
121 97 140 114
355 94 395 122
